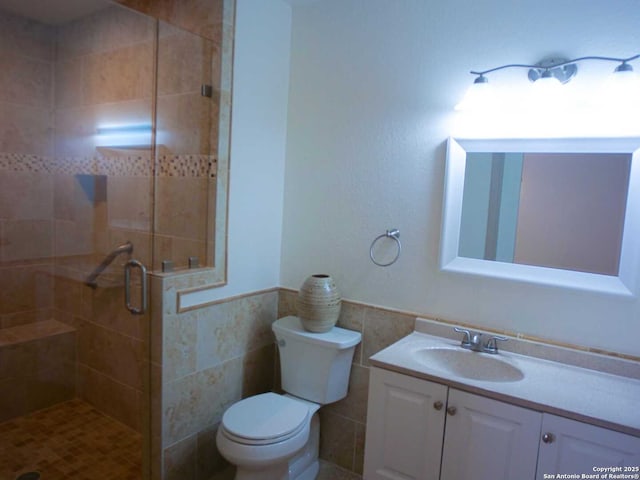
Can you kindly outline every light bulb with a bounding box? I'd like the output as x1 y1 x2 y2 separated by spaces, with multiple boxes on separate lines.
602 62 640 108
526 70 564 111
455 75 494 111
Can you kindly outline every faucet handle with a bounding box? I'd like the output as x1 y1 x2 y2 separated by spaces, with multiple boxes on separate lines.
453 327 472 347
484 335 508 354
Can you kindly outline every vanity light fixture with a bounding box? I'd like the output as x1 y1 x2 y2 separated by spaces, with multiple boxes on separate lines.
456 54 640 111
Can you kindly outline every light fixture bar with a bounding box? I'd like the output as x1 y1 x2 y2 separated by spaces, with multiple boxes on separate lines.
469 54 640 77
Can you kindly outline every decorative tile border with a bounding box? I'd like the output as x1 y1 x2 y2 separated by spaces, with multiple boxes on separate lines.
157 154 217 178
0 152 216 178
0 153 54 174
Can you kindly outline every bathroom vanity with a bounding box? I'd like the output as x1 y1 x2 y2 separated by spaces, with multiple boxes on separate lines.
363 319 640 480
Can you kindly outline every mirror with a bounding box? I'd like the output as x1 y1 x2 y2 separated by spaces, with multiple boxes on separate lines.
441 138 640 296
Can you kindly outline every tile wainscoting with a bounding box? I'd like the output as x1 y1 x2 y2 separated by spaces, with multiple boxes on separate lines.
154 279 417 480
153 281 640 480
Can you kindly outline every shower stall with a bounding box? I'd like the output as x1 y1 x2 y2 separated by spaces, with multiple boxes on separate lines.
0 0 232 478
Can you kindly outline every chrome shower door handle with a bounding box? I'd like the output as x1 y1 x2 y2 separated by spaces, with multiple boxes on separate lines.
125 259 148 315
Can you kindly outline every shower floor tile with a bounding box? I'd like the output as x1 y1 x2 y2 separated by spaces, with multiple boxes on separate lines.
0 398 142 480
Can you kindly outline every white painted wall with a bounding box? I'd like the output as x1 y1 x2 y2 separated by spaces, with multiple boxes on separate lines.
208 0 291 300
280 0 640 355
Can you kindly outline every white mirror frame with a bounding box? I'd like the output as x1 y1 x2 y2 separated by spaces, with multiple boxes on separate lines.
441 137 640 297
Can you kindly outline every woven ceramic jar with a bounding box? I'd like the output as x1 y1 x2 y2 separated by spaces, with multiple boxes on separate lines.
296 274 342 333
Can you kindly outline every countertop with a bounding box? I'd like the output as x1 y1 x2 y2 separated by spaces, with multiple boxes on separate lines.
369 330 640 437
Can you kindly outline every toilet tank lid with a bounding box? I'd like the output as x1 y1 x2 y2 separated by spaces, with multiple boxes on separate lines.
272 316 361 349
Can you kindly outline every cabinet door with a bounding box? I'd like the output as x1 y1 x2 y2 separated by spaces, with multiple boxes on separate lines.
440 388 542 480
363 367 448 480
536 413 640 479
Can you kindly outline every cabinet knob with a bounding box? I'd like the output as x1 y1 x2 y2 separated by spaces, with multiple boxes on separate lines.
542 432 555 444
446 406 457 416
433 401 444 411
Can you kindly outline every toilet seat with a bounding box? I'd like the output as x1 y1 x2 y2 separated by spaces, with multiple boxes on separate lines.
221 393 310 446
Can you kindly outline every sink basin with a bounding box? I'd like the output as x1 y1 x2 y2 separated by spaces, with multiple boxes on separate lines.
413 347 524 382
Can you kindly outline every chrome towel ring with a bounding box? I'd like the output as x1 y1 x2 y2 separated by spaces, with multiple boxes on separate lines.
370 229 401 267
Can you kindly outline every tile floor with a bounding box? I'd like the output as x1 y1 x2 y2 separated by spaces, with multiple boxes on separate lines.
0 399 141 480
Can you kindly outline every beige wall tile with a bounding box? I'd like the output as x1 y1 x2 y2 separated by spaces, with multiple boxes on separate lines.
196 423 229 480
53 175 82 221
54 219 94 257
79 321 144 390
0 52 53 108
0 103 53 155
108 227 153 269
317 460 362 480
163 371 200 448
0 264 53 315
338 302 365 365
82 43 153 105
195 291 277 371
150 276 165 365
93 5 156 54
0 342 37 381
319 410 356 471
277 288 297 318
152 234 173 271
54 58 84 109
168 236 207 270
164 313 197 383
0 326 75 421
324 363 369 424
0 376 28 422
158 25 213 96
53 275 84 317
155 177 208 240
77 363 141 431
195 358 244 434
241 344 275 398
0 10 55 61
82 284 147 340
362 306 415 366
116 0 224 42
0 308 54 328
56 4 154 60
163 356 242 447
0 172 53 221
107 175 153 231
26 360 75 412
156 93 215 155
354 423 366 476
1 219 53 262
164 434 197 480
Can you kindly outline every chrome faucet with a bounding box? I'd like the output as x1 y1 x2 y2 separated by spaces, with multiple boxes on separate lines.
454 327 508 354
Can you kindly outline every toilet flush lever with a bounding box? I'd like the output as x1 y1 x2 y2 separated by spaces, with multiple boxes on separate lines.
276 339 286 347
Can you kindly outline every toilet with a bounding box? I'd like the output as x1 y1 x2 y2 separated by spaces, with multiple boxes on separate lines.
216 315 361 480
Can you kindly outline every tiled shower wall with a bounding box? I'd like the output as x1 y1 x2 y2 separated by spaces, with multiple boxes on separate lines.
0 10 56 327
1 0 228 431
119 0 228 271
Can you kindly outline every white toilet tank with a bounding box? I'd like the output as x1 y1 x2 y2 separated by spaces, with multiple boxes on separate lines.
272 316 361 405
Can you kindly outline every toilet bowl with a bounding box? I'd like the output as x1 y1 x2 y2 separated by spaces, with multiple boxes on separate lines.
215 316 361 480
216 393 320 480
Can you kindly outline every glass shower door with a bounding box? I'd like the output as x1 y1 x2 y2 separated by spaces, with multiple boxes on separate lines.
0 2 155 478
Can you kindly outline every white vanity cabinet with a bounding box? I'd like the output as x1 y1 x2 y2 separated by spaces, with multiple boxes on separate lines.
364 367 540 480
364 367 640 480
439 388 541 480
363 366 448 479
536 413 640 480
